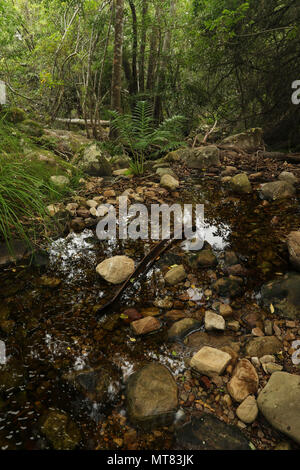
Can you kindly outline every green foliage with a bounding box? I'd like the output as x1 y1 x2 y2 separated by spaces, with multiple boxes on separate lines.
0 154 54 249
110 101 186 174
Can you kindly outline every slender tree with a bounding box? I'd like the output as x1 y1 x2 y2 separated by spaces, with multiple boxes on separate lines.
111 0 124 114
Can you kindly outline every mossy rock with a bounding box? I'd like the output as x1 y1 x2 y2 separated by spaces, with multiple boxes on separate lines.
17 119 44 137
1 107 27 123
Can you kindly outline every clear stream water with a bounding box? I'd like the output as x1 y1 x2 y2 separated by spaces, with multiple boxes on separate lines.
0 176 299 449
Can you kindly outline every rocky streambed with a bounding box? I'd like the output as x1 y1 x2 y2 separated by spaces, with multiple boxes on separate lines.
0 140 300 450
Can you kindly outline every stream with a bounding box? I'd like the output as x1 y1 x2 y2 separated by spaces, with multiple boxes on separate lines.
0 174 299 450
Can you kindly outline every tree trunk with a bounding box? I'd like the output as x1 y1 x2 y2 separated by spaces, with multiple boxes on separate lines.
111 0 124 114
129 0 138 98
139 0 148 93
153 0 177 123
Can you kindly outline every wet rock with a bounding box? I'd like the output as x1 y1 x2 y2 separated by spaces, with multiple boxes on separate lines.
221 128 263 153
131 316 161 335
184 331 239 351
182 145 220 169
257 372 300 444
229 173 252 194
261 273 300 319
164 265 186 286
168 318 201 341
0 361 25 392
153 297 173 309
96 255 135 284
218 303 233 318
236 395 258 424
204 311 225 331
227 359 259 403
260 355 275 364
262 363 283 374
0 240 31 267
287 232 300 271
278 171 298 186
224 250 239 266
121 308 143 323
50 175 70 187
252 327 264 337
40 410 80 450
77 143 112 176
227 264 248 277
190 346 232 377
212 277 242 297
70 217 85 231
227 320 240 331
39 276 61 288
160 174 179 191
195 249 217 268
175 414 250 450
140 307 160 317
246 336 282 358
165 310 186 321
274 442 292 450
260 181 295 201
126 363 178 427
63 365 120 402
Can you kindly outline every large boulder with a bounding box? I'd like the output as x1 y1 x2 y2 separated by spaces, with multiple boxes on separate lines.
40 410 80 450
182 145 220 169
221 128 263 153
176 414 251 450
261 273 300 320
260 181 295 201
77 143 112 176
227 359 259 403
126 363 178 427
45 129 90 155
257 372 300 444
96 256 135 284
287 232 300 271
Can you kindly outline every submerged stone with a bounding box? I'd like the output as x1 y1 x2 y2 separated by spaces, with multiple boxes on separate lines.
40 410 80 450
126 363 178 428
261 272 300 319
176 414 251 450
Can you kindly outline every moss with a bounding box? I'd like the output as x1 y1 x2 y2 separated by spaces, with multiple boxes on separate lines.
17 119 44 137
1 106 27 123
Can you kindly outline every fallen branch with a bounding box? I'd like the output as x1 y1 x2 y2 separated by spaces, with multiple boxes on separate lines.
259 151 300 164
55 117 110 126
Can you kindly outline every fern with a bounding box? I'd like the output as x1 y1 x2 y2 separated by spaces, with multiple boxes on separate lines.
109 101 186 174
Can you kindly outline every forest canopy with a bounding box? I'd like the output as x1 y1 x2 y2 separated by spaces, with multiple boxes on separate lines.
1 0 300 148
